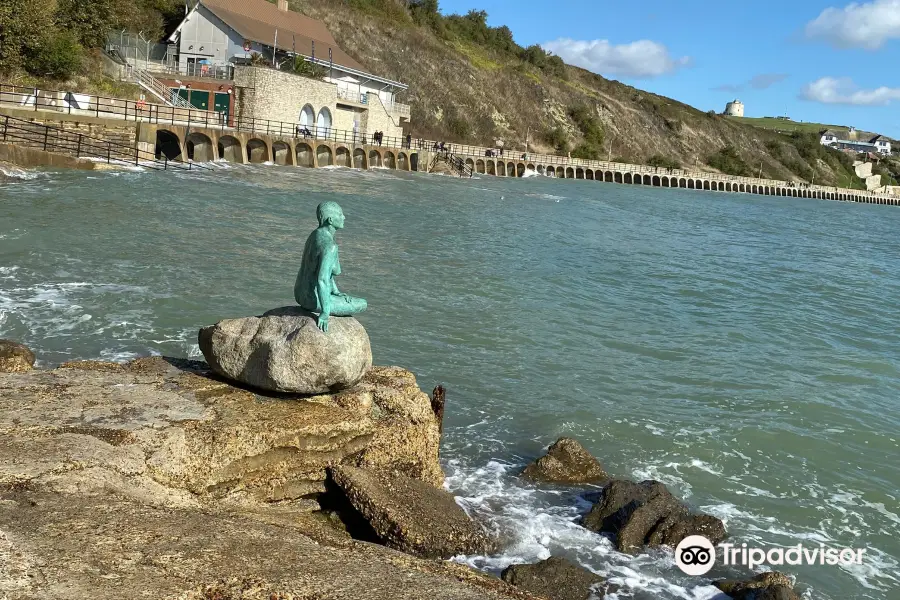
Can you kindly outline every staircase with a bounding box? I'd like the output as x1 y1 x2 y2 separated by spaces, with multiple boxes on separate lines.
129 67 190 109
429 152 473 178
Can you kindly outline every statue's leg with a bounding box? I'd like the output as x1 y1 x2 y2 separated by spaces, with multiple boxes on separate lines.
328 295 367 316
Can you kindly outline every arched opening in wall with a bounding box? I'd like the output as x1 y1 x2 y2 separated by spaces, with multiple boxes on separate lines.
604 171 613 182
398 152 409 171
335 146 351 167
737 184 744 192
587 169 595 181
517 163 526 177
623 173 631 184
272 142 292 166
793 189 799 197
353 148 367 169
498 162 507 176
661 177 670 187
643 175 652 185
369 150 382 168
465 158 475 172
317 144 333 167
536 165 544 175
185 132 213 162
299 104 315 130
749 185 755 194
296 143 314 167
702 180 710 190
508 162 516 176
316 108 332 139
410 154 418 171
384 151 396 169
679 178 687 188
527 163 536 172
155 130 182 161
566 167 575 178
652 175 661 186
246 139 269 164
725 182 731 192
614 172 623 183
576 168 584 179
486 160 495 175
687 179 695 189
217 135 241 163
476 159 486 174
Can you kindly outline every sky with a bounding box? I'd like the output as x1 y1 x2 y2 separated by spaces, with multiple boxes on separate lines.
437 0 900 137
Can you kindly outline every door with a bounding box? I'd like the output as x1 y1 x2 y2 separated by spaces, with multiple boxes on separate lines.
214 92 230 121
189 90 209 111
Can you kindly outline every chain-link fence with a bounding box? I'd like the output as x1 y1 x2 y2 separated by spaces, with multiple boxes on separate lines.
106 31 176 71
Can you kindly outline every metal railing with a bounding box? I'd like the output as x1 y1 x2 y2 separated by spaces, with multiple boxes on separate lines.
130 68 191 109
0 114 209 171
0 82 894 199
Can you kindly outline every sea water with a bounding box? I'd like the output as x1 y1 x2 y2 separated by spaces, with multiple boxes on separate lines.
1 164 898 599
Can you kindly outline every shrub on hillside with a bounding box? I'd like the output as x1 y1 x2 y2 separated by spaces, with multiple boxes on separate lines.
647 155 681 169
30 31 84 79
705 145 751 176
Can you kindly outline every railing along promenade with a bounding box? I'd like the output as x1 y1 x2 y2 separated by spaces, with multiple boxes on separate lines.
0 113 208 171
0 82 895 203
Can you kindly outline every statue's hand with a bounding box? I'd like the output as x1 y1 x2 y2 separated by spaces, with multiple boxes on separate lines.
317 313 329 333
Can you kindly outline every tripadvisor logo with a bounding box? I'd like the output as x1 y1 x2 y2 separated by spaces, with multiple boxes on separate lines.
674 536 867 576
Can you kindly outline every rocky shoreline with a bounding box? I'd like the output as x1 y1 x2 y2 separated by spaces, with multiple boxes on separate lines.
0 340 804 600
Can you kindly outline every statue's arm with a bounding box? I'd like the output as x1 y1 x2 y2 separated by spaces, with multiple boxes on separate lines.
316 245 338 332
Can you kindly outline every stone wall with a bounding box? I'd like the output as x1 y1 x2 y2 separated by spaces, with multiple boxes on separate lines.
234 66 340 126
232 66 403 138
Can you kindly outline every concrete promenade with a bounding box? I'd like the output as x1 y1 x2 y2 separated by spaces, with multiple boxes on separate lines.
3 102 898 207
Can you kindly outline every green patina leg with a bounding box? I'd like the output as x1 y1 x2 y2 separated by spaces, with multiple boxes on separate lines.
294 201 367 332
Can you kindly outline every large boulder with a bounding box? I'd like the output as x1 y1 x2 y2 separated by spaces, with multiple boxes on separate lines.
521 437 608 485
714 572 801 600
582 479 726 554
0 339 35 373
500 557 611 600
198 306 372 394
329 465 495 559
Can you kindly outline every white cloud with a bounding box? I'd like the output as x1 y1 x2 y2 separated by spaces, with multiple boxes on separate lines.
801 76 900 105
805 0 900 49
541 38 690 78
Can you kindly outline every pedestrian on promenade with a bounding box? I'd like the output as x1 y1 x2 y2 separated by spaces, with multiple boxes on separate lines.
405 133 411 149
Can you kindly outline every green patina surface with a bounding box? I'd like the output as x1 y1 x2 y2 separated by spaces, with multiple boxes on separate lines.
294 201 367 332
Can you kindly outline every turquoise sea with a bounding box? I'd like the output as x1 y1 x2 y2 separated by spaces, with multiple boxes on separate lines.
1 163 898 599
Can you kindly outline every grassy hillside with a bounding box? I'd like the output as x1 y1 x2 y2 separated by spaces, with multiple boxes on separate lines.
292 0 865 186
731 117 887 142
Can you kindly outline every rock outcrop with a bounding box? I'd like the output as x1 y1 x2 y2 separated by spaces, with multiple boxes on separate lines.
0 340 34 373
582 479 725 553
500 557 611 600
329 465 496 559
0 357 441 506
0 357 534 599
714 572 801 600
198 306 372 394
521 438 608 485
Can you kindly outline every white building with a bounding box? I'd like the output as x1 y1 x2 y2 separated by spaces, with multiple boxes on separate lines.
167 0 409 118
724 99 744 117
820 130 892 155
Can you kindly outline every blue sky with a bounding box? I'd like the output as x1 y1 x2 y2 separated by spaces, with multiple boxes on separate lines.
438 0 900 137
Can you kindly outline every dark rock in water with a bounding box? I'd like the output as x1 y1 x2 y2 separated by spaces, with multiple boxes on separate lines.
522 437 609 485
500 556 610 600
652 514 726 548
582 479 726 553
329 465 496 559
582 479 669 533
616 493 686 553
714 572 801 600
198 306 372 394
0 340 35 373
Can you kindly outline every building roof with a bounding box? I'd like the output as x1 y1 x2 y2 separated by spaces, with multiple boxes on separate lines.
198 0 365 72
869 135 889 143
821 129 840 137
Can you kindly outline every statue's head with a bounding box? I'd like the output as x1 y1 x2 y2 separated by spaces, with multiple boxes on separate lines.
316 201 345 229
